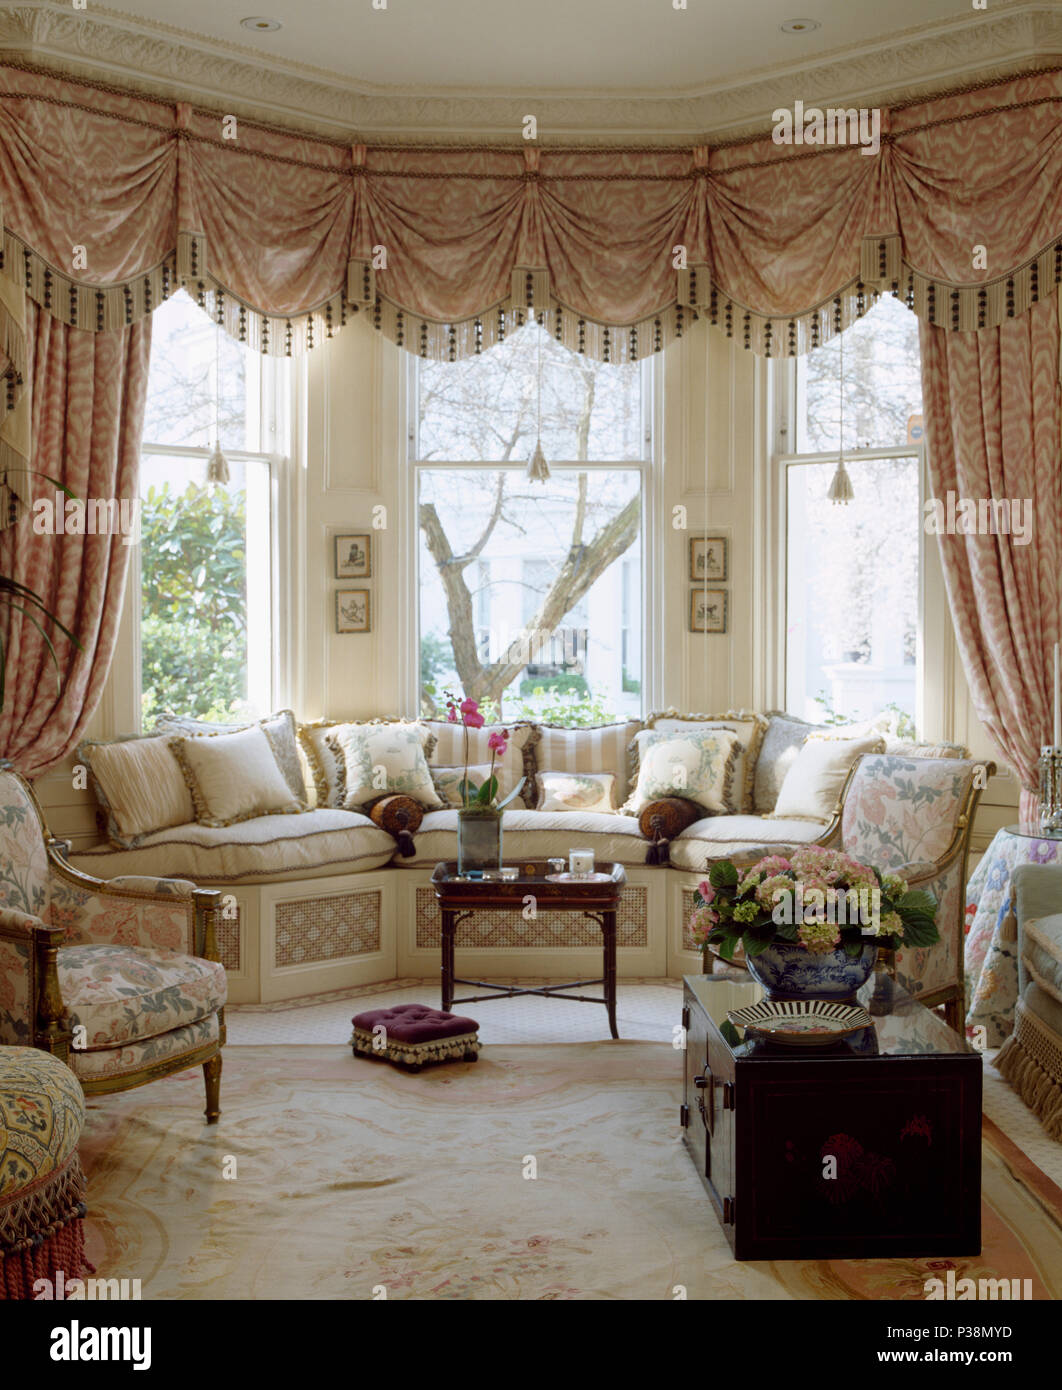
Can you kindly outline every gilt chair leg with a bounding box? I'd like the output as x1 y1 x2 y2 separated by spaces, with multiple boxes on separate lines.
203 1053 222 1124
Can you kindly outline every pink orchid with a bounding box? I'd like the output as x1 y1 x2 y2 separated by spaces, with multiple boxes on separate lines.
460 697 485 729
487 729 509 754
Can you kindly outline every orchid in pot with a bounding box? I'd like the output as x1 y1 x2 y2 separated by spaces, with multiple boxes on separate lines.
688 845 939 1000
445 691 525 873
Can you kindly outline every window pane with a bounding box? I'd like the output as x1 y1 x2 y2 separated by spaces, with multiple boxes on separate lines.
418 468 642 724
785 457 919 729
142 290 258 452
796 295 922 453
139 457 272 723
417 320 643 462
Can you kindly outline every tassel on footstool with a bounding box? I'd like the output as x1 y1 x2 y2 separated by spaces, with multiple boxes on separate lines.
351 1003 480 1072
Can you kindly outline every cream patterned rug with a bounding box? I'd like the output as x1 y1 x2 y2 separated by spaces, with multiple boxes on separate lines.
80 1043 1062 1300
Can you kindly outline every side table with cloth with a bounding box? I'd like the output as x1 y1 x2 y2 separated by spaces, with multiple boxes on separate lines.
964 825 1062 1047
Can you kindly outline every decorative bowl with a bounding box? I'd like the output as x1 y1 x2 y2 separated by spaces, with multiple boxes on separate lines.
726 999 873 1048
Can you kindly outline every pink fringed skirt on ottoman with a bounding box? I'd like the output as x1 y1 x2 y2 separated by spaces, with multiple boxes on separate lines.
351 1004 480 1072
0 1048 89 1300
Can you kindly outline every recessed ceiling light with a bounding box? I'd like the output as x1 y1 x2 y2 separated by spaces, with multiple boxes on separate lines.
240 17 282 32
781 18 820 33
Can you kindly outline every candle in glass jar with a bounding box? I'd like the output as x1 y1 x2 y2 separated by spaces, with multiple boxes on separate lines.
569 849 594 877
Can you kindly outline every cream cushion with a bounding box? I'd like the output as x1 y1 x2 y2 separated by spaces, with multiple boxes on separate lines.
641 711 767 813
536 771 617 813
668 814 827 872
625 728 742 815
424 720 538 808
328 723 443 809
768 733 886 824
396 808 651 868
69 809 395 884
155 710 307 806
79 735 193 846
533 721 642 806
174 726 302 827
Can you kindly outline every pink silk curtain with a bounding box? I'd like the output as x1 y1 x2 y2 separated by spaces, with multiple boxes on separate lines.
919 296 1062 815
2 63 1062 369
0 301 151 776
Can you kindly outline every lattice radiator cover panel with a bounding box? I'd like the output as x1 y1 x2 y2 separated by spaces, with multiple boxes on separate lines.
274 890 382 967
681 887 697 952
415 885 648 950
216 900 241 972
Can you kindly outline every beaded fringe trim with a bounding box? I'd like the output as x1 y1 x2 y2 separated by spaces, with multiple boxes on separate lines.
0 1153 87 1256
351 1027 480 1065
995 996 1062 1142
3 229 1062 364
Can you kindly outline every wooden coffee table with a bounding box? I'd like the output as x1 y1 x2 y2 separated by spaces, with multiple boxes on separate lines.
430 860 625 1038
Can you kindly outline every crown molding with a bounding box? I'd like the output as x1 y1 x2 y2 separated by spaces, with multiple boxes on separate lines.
1 1 1061 144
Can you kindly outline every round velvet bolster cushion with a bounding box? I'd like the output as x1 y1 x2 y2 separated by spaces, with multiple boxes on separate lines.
638 797 703 865
369 795 424 857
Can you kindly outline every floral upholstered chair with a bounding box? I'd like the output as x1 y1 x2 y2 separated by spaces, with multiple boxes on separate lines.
0 764 226 1122
820 752 995 1031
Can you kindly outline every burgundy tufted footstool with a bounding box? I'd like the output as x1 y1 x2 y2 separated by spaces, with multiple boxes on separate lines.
351 1003 480 1071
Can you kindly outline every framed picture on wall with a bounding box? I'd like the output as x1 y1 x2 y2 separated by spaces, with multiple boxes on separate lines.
689 534 728 583
689 588 728 634
335 589 371 633
335 533 372 579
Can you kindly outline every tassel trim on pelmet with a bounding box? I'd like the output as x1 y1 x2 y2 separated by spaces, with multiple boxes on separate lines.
7 225 1062 366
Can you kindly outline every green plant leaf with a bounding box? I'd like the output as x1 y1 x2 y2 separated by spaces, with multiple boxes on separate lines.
709 861 739 890
744 934 774 957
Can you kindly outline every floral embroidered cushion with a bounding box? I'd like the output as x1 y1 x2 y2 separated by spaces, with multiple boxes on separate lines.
624 728 742 816
536 771 617 813
327 723 443 810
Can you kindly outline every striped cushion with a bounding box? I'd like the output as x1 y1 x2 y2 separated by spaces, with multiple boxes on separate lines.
533 720 643 807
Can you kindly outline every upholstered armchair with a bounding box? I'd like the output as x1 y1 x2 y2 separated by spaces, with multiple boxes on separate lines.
0 763 226 1122
818 752 995 1031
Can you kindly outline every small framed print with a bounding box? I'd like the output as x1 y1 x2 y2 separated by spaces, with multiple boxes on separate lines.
335 533 372 579
335 589 371 633
690 588 728 634
690 534 728 583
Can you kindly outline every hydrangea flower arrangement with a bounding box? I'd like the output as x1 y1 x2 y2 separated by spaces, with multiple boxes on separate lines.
688 845 939 961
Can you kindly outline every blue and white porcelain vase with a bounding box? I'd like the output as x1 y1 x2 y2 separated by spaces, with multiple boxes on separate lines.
745 941 878 1001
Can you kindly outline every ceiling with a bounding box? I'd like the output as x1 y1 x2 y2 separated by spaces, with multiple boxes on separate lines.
1 0 1060 139
87 0 980 94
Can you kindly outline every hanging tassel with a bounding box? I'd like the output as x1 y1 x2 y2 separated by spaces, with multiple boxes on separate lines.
206 442 230 486
527 439 549 482
0 471 21 528
827 458 854 504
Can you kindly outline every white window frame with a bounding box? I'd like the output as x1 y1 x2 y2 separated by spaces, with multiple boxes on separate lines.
769 355 929 736
402 347 662 721
127 330 293 733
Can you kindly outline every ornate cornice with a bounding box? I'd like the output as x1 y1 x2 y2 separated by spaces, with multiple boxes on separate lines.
1 0 1061 144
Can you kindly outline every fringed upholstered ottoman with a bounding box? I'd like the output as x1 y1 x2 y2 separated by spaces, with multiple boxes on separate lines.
996 863 1062 1140
351 1004 480 1072
0 1047 89 1300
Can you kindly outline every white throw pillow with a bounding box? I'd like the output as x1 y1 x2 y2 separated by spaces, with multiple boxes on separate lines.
536 771 617 813
625 728 742 815
327 724 443 809
173 726 303 827
768 733 887 824
79 735 194 846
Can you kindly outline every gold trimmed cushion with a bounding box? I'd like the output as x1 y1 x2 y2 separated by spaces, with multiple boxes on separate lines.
77 735 194 847
638 710 768 814
532 721 643 806
536 771 617 813
297 716 417 808
624 728 742 816
155 710 307 807
767 732 886 824
172 726 303 827
326 723 443 810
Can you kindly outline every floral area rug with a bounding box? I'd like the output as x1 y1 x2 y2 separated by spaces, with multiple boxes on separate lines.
79 1043 1062 1300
